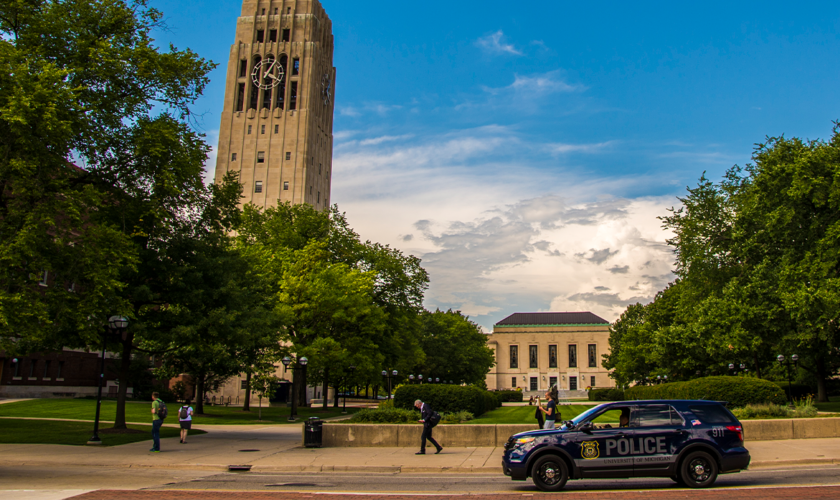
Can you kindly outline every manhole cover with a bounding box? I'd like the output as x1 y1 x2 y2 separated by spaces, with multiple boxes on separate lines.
228 465 252 471
239 449 261 452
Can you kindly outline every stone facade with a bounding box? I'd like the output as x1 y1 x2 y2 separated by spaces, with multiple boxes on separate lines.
484 312 615 398
214 0 335 211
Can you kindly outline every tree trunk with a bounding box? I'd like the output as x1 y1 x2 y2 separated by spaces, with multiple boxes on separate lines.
365 384 369 398
297 365 308 407
195 375 206 414
333 384 340 408
113 334 134 429
322 367 329 410
816 355 829 403
243 371 252 411
753 352 762 379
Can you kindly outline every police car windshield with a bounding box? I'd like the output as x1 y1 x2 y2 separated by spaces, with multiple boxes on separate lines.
570 405 607 425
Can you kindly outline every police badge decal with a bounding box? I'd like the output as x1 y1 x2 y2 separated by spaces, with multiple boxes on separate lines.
581 441 600 460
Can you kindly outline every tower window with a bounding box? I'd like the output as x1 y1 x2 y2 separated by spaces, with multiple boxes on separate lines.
283 181 289 190
269 29 277 43
255 181 263 193
310 186 313 195
247 125 252 135
239 60 247 77
256 30 264 43
274 125 279 133
290 81 298 110
285 152 291 160
249 56 261 109
282 29 290 42
292 58 300 75
261 125 265 134
287 7 291 14
231 153 237 161
257 151 265 163
236 83 245 112
319 163 322 174
274 8 278 15
317 191 320 203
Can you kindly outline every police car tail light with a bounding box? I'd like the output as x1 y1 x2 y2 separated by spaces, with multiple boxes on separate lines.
515 437 536 445
726 425 743 441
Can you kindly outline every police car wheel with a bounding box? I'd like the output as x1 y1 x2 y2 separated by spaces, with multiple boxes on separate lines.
531 455 569 492
679 451 718 488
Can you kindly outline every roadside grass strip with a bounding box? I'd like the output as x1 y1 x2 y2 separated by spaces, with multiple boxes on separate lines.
0 418 206 446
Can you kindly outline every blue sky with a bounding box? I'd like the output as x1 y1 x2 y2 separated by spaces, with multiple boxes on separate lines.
151 1 840 330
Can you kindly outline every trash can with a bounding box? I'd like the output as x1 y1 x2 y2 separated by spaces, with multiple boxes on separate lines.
304 416 323 448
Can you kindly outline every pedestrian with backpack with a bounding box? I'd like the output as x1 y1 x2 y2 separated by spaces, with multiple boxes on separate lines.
178 398 194 444
150 392 167 452
414 399 443 455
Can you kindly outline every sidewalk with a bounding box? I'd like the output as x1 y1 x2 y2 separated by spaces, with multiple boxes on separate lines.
1 424 839 473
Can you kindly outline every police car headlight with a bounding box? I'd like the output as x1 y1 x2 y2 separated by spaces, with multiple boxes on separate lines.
515 437 536 445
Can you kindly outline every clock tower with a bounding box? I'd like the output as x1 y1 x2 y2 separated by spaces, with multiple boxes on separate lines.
214 0 335 210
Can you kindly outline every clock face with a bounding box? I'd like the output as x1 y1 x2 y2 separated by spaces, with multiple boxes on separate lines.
251 59 284 90
321 73 332 105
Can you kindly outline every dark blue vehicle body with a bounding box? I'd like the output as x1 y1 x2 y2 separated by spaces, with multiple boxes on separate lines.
502 400 750 487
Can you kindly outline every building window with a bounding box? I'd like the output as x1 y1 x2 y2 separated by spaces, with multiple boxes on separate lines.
249 56 261 109
317 191 320 203
530 377 538 391
549 345 557 368
274 8 278 15
287 7 291 14
236 83 246 112
590 375 596 388
570 376 578 391
509 345 518 369
588 344 597 368
275 124 279 133
261 8 265 15
239 60 247 78
319 163 322 174
529 345 538 369
57 361 64 379
257 151 265 163
283 181 289 191
29 360 36 378
549 376 557 388
248 125 252 135
282 29 290 42
241 380 248 390
285 152 291 160
289 81 298 110
269 29 277 43
569 344 577 368
261 125 265 134
231 153 237 161
511 377 516 388
256 30 264 43
43 360 50 378
13 359 21 377
254 181 263 193
310 186 313 195
292 58 300 75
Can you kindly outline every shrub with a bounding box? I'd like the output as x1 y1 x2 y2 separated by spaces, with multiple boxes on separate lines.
624 376 787 407
589 388 626 401
347 407 420 423
441 410 474 423
378 399 394 409
791 395 818 418
731 403 789 419
394 384 499 417
493 390 524 403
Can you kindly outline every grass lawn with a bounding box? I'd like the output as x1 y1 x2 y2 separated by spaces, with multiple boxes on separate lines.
0 418 205 446
0 398 357 424
815 396 840 413
473 404 621 424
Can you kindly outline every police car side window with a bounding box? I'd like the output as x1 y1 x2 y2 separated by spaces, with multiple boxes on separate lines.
636 405 673 427
669 406 685 426
688 404 736 424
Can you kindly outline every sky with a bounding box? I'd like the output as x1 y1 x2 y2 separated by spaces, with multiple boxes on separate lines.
149 1 840 330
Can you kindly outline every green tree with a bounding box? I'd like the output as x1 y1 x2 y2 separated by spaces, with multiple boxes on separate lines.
414 309 495 386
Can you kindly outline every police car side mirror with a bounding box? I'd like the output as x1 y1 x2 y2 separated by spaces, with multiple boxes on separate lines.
579 422 593 434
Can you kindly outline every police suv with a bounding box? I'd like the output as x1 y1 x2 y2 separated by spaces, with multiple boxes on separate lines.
502 400 750 491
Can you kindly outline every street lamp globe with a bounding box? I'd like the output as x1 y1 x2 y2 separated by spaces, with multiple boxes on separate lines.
299 357 308 366
435 377 440 383
791 354 799 362
418 374 423 381
349 365 356 372
409 375 415 381
392 370 398 377
777 354 785 363
281 356 291 367
381 370 387 377
108 315 129 331
728 363 735 370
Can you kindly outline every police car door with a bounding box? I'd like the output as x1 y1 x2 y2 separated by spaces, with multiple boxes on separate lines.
631 405 686 476
573 405 635 478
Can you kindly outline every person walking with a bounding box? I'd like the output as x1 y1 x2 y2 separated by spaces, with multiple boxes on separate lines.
150 392 166 452
178 398 194 444
414 399 443 455
538 391 557 429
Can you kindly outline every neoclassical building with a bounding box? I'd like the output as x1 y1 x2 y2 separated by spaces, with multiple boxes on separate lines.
485 312 615 397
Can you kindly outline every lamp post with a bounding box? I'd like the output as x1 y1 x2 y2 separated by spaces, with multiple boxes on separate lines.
728 363 747 376
343 365 356 414
777 354 799 406
435 377 440 383
409 374 415 384
284 356 309 422
418 374 423 384
88 315 128 445
381 369 398 399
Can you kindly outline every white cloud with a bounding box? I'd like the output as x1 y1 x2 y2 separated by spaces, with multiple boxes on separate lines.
476 30 522 55
359 134 414 146
548 141 616 154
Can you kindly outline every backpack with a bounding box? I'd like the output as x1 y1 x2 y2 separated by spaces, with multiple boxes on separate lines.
429 411 441 427
179 406 190 420
156 399 168 419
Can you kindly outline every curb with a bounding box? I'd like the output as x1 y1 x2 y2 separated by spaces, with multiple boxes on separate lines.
749 458 840 468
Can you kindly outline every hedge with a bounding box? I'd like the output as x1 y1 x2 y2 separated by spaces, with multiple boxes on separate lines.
348 407 420 423
589 388 626 401
492 390 524 402
624 376 786 407
394 384 500 417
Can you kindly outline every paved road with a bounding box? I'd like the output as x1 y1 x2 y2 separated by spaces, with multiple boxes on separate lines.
2 464 839 499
